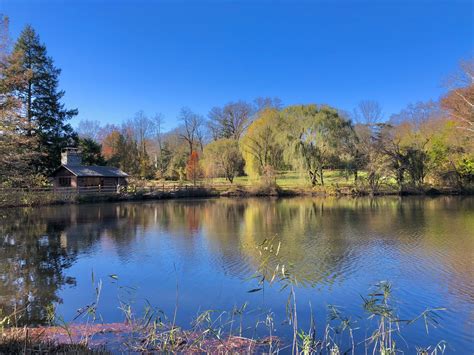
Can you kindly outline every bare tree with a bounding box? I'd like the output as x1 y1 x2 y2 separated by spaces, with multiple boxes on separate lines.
351 101 388 189
444 57 474 88
152 113 165 153
208 101 253 141
441 57 474 134
389 101 441 129
207 98 283 142
253 97 283 112
128 111 155 156
77 119 102 141
119 111 157 177
353 100 383 126
178 107 204 154
208 106 226 140
151 113 170 176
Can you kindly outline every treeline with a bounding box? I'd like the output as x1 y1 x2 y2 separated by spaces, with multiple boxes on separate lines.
1 19 473 192
73 65 474 193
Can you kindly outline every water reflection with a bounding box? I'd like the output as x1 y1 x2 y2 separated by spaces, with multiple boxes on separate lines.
0 208 77 325
0 196 472 332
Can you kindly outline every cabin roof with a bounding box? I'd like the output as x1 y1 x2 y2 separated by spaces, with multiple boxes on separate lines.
52 165 128 178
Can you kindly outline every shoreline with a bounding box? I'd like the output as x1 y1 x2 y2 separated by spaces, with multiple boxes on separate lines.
0 184 471 208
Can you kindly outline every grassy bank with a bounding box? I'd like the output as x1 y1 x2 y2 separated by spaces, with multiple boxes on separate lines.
0 170 471 208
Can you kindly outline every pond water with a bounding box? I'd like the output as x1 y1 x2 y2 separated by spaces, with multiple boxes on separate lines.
0 196 472 352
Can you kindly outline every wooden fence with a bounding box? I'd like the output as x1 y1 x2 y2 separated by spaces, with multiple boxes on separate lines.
0 182 234 207
0 183 227 194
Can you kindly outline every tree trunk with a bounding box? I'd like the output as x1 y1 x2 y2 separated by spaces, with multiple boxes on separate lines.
368 171 378 195
397 169 404 194
308 170 317 186
27 80 32 136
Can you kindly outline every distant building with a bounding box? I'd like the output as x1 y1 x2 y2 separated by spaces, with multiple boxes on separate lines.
51 148 128 190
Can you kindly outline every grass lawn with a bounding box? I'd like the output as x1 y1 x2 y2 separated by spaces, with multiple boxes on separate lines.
210 170 360 187
139 169 401 194
149 170 363 190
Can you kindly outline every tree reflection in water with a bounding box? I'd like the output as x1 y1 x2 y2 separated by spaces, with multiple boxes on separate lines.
0 196 472 331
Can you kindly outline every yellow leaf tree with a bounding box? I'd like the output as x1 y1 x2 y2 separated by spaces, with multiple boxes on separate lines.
240 109 285 177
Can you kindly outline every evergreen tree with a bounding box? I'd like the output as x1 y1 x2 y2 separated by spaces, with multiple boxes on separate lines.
155 140 173 179
0 16 40 186
116 132 139 175
8 25 77 173
78 137 106 166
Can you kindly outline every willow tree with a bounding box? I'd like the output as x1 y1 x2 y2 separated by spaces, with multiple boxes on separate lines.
283 105 355 186
202 138 244 183
240 108 285 177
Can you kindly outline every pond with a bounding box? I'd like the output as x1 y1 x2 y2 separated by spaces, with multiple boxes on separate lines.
0 196 472 352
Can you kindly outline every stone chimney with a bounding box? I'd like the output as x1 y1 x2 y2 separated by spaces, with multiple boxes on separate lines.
61 148 82 166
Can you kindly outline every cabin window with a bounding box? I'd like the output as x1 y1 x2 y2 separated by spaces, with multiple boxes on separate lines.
58 177 71 187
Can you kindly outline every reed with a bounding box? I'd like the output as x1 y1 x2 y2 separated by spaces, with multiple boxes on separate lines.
0 238 449 354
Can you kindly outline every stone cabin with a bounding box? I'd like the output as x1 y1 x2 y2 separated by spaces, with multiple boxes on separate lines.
51 148 128 190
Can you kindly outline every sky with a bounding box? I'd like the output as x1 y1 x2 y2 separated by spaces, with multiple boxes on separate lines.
0 0 472 130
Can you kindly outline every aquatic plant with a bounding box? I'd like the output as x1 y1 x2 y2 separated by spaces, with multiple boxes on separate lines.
0 238 449 354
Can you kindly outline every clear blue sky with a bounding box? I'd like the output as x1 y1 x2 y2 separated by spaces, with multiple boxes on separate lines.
1 0 472 130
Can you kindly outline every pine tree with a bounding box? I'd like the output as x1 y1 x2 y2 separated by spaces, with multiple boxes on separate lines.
116 132 139 175
78 137 106 166
0 16 40 186
8 25 77 173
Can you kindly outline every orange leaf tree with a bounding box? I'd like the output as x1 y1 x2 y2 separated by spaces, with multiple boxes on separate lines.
186 151 202 185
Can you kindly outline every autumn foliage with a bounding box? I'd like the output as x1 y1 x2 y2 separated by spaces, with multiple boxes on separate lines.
101 130 121 160
186 151 202 185
0 14 472 191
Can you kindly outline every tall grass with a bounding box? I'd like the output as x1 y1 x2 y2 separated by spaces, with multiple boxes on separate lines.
0 237 449 354
246 237 448 355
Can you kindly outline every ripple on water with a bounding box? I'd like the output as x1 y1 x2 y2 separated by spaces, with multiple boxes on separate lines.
0 196 472 352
